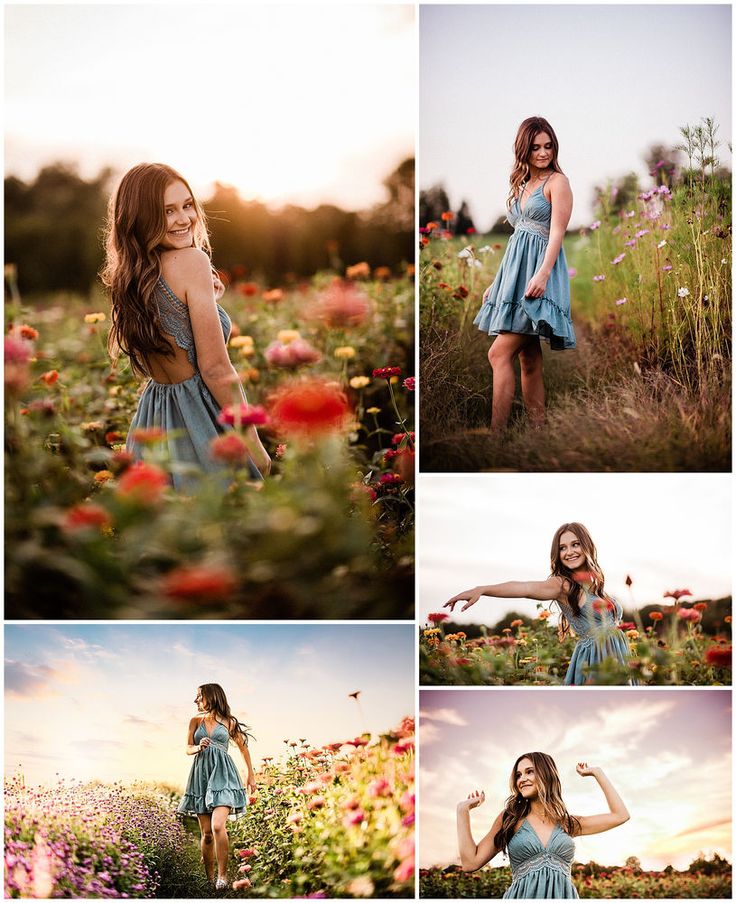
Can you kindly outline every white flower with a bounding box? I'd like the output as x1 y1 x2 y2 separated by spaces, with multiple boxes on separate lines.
677 287 690 298
478 245 492 254
722 258 728 265
615 298 628 306
657 240 667 249
469 258 483 268
457 247 473 259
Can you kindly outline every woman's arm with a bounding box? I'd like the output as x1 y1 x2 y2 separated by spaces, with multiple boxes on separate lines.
168 248 271 475
525 174 573 299
186 716 207 756
445 576 565 612
573 763 630 835
234 730 256 793
456 792 503 872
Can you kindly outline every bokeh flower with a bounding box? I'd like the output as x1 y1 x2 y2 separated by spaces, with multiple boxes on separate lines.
116 462 169 504
269 379 350 435
162 563 238 601
210 433 250 465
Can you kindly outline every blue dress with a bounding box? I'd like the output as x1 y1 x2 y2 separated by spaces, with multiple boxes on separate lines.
474 176 576 350
560 591 636 685
178 719 247 818
504 819 578 899
126 275 261 488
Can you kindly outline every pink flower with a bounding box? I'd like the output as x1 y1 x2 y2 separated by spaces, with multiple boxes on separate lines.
307 280 371 327
665 588 693 601
218 404 269 427
238 848 257 859
403 376 416 391
307 796 325 810
210 433 249 465
368 778 391 798
593 274 605 283
568 267 577 278
611 254 625 266
677 607 701 622
265 337 321 369
373 366 402 379
342 809 365 827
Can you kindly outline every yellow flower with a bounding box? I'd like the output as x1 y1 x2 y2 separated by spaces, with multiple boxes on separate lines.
238 346 256 359
230 335 254 349
84 312 106 324
626 629 639 639
277 329 301 344
334 346 356 360
366 407 381 415
349 376 371 389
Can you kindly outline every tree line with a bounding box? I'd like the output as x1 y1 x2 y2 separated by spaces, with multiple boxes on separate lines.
4 158 414 296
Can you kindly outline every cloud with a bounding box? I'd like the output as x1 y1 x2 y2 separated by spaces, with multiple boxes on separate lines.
124 714 159 728
4 660 75 697
420 707 468 726
420 722 442 745
59 636 119 662
672 817 732 839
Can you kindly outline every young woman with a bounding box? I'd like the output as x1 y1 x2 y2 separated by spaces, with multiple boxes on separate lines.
102 163 270 488
456 752 629 898
444 523 636 685
178 683 256 889
473 117 575 431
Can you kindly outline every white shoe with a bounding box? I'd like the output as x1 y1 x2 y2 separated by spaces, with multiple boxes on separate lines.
215 877 229 890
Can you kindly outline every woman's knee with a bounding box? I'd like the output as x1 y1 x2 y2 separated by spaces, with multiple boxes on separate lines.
202 829 214 843
488 341 510 370
519 345 543 377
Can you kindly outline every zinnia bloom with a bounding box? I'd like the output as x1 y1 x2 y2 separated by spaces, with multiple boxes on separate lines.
269 379 350 435
308 280 371 327
649 611 664 621
162 563 238 600
116 461 169 504
428 612 448 624
62 503 112 533
218 404 269 427
349 375 371 389
265 337 321 368
705 646 732 668
403 376 416 391
210 433 249 465
373 366 402 379
664 588 692 600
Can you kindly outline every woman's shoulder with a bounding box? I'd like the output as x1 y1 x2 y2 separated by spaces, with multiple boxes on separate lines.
160 246 211 277
189 714 204 727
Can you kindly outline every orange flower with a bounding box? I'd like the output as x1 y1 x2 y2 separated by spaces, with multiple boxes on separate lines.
374 266 392 280
116 462 169 504
40 370 59 385
162 563 238 600
441 211 455 221
62 503 112 533
510 619 523 628
694 602 708 611
649 611 664 621
94 470 114 483
269 379 350 435
130 427 166 444
537 610 551 620
345 261 370 280
17 324 39 341
262 288 284 303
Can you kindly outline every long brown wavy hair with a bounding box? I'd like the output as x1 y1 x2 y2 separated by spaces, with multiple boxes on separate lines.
494 752 581 854
550 522 609 639
198 683 253 745
101 163 211 377
507 117 564 211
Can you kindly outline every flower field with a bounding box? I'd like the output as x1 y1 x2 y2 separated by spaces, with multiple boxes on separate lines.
420 597 732 686
4 718 415 899
5 267 414 619
418 861 732 899
420 119 731 472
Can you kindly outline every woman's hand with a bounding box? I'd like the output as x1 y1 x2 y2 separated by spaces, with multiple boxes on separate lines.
576 761 600 778
250 441 272 477
457 790 485 812
212 271 226 301
198 737 211 751
482 285 491 303
247 774 256 794
524 270 549 300
444 587 483 612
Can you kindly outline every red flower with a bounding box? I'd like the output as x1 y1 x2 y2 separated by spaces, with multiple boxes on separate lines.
116 462 169 504
217 403 269 427
17 324 39 341
62 503 112 533
428 612 448 624
572 570 594 583
162 564 238 601
392 432 415 446
705 646 732 668
307 796 325 810
403 376 416 391
105 431 123 445
592 598 615 612
238 849 257 859
342 809 365 827
40 369 59 385
269 379 350 435
210 433 249 465
649 611 664 621
237 282 259 297
664 588 692 600
694 602 708 611
393 738 414 755
453 285 469 299
372 366 402 379
617 622 636 631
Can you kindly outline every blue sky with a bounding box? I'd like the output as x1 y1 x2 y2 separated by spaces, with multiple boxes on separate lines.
5 623 415 785
420 4 732 229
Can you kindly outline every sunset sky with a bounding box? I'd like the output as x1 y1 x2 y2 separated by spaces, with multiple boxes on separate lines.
5 3 415 208
4 624 414 787
419 688 731 871
421 4 732 229
417 473 732 626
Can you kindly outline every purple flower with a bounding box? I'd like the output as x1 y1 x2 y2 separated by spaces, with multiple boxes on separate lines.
568 267 577 278
624 239 637 248
593 274 606 283
615 298 628 306
635 229 650 239
611 253 625 266
662 265 673 272
590 220 601 231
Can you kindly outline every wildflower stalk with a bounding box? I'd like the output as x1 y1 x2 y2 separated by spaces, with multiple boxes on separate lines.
385 379 414 450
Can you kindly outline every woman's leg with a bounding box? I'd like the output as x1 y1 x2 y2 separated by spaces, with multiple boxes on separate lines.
518 337 545 426
196 813 215 881
487 333 533 431
211 806 231 881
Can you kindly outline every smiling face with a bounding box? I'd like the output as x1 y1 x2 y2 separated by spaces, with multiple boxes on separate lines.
159 179 197 250
529 131 554 172
558 530 586 572
194 687 207 713
515 756 539 799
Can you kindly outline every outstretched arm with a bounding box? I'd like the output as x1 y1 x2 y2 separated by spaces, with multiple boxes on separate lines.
573 763 630 835
445 576 565 613
456 792 503 872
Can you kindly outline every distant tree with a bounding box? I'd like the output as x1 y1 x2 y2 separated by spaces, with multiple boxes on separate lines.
593 171 640 218
624 856 642 874
489 213 514 235
371 157 414 232
644 143 679 187
455 200 476 235
419 184 451 227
